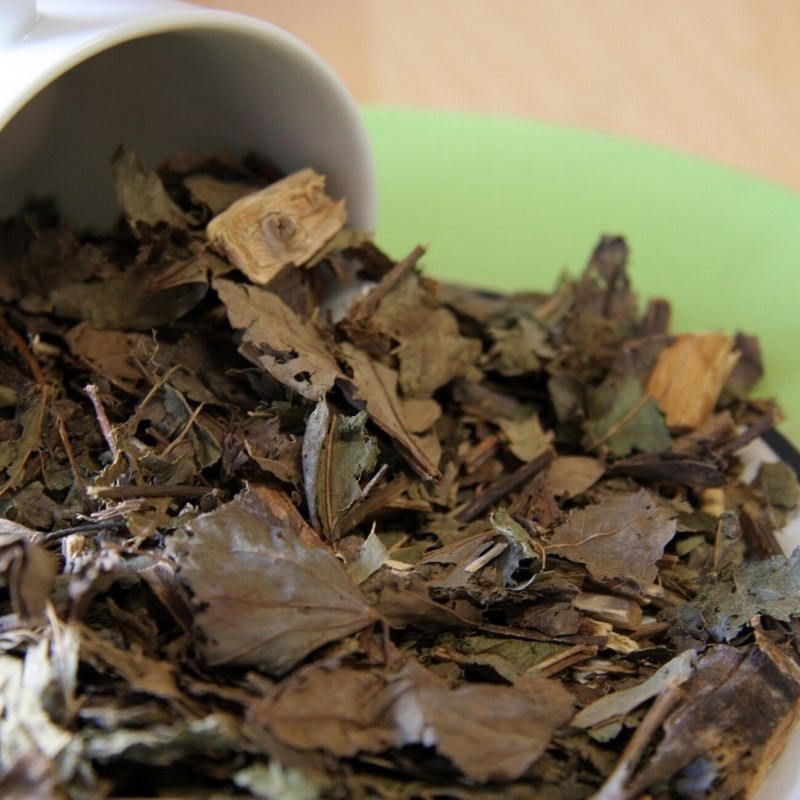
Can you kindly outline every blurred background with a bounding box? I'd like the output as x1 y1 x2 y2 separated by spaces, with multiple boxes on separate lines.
193 0 800 193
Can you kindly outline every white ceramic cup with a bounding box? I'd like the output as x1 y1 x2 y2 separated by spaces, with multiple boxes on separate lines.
0 0 377 232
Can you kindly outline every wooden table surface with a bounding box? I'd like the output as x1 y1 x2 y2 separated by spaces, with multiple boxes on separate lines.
193 0 800 194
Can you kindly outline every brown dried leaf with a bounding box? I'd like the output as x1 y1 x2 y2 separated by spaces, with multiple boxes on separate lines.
111 145 188 232
207 168 346 284
547 488 677 586
348 267 481 398
0 525 57 621
301 400 379 539
250 656 574 783
543 455 605 498
214 277 344 401
50 265 208 330
339 342 441 481
65 325 150 390
166 493 379 675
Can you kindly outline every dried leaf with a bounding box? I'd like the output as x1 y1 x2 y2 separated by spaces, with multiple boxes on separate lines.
166 493 379 675
484 314 554 376
250 656 574 783
215 277 344 401
82 713 238 765
339 342 441 481
543 455 605 498
547 488 677 586
0 529 57 621
689 549 800 642
757 462 800 510
346 267 482 398
301 400 379 539
572 649 696 730
585 373 672 457
111 145 188 232
496 410 552 462
50 265 208 330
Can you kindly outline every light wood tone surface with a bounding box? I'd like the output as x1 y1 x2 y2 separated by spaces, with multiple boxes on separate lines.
193 1 800 193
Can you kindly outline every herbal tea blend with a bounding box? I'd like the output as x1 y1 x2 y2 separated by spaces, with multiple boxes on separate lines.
0 148 799 799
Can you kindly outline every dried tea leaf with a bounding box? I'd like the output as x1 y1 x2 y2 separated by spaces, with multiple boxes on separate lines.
111 145 188 232
757 461 800 510
0 528 57 621
689 549 800 642
65 325 151 390
584 373 672 457
215 277 344 401
0 624 88 794
207 168 346 284
364 569 483 632
301 400 379 539
233 760 323 800
543 455 605 498
574 236 638 328
166 494 379 675
496 410 552 463
250 656 574 783
547 488 677 586
339 342 441 481
345 529 390 585
396 305 482 398
0 389 48 497
350 268 482 398
50 265 208 330
82 713 238 766
183 173 264 215
484 314 554 376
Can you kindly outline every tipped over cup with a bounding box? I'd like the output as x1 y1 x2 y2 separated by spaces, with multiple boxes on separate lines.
0 0 377 232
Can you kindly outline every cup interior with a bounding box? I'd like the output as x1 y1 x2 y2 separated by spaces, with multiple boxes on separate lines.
0 25 376 232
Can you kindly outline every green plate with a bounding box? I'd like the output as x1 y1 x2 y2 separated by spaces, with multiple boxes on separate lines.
362 107 800 444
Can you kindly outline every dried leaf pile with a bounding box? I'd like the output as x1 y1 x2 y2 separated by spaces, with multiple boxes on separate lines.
1 147 800 799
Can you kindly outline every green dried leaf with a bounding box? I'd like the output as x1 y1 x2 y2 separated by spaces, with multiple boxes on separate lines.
692 549 800 642
484 314 554 376
757 462 800 510
584 373 672 457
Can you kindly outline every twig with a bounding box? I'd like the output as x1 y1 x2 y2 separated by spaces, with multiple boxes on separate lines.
714 412 775 457
56 415 88 497
161 402 206 458
455 449 554 523
85 383 119 460
43 520 124 543
87 484 216 500
0 313 46 386
350 245 426 319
